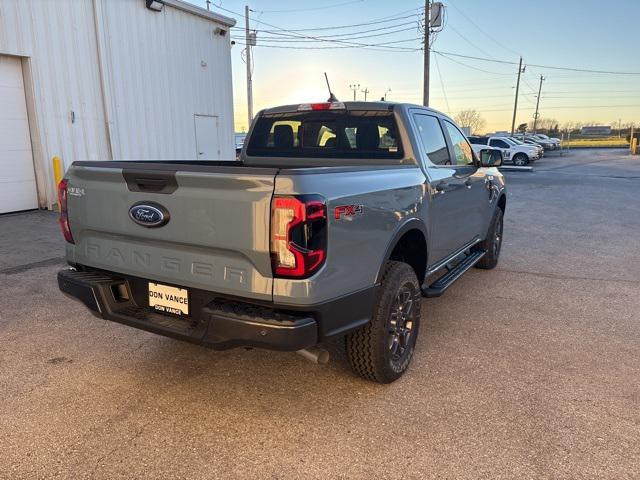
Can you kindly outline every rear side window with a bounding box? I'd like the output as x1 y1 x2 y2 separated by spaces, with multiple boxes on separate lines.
246 110 402 159
413 114 450 165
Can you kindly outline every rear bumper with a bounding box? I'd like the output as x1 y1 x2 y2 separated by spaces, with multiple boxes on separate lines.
58 268 374 351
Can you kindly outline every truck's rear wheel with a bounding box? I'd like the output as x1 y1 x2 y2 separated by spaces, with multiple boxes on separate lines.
512 153 529 166
346 261 421 383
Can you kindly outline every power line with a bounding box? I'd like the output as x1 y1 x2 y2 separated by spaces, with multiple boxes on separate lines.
446 22 497 61
430 92 527 100
433 51 512 75
222 5 422 51
259 9 422 31
433 53 450 114
252 0 364 13
234 24 420 43
234 37 423 51
540 95 640 99
461 104 640 113
445 0 521 57
433 50 640 75
248 20 420 39
537 90 640 94
543 104 640 109
231 9 421 32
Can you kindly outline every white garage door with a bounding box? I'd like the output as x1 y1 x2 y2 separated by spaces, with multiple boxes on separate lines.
0 56 38 214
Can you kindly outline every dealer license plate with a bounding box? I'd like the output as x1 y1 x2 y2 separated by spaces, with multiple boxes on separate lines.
148 282 189 316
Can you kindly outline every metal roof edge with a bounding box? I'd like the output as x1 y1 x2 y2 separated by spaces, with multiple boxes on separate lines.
163 0 236 27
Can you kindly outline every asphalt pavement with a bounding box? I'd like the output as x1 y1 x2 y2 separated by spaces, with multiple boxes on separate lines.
1 148 639 479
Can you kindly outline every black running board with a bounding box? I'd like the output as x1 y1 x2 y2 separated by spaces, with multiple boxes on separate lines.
421 250 486 298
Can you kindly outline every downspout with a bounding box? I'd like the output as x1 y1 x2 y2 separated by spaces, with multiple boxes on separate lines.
92 0 114 160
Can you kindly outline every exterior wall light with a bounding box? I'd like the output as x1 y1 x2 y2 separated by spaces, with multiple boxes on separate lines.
146 0 164 12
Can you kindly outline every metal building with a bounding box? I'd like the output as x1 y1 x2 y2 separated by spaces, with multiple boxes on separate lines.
0 0 235 213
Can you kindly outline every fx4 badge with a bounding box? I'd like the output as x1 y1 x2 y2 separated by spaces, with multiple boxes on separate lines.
334 204 364 220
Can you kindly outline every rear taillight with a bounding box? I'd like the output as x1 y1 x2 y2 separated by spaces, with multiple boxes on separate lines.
271 195 327 278
57 179 74 244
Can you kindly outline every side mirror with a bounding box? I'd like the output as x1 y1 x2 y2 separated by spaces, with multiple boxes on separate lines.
479 148 503 167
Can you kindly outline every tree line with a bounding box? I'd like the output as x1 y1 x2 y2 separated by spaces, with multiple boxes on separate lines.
454 109 637 135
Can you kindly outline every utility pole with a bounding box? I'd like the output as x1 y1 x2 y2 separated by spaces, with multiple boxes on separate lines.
532 74 545 133
361 87 370 101
510 56 525 136
423 0 430 106
245 5 253 129
349 83 360 101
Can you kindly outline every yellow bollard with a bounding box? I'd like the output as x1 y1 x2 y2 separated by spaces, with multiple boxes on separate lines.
52 156 64 211
52 156 64 186
632 138 638 155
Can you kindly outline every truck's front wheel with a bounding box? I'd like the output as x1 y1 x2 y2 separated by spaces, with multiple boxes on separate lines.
474 207 503 269
346 261 421 383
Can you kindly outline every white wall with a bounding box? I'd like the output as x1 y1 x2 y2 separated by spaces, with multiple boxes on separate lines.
0 0 110 208
99 0 235 161
0 0 235 209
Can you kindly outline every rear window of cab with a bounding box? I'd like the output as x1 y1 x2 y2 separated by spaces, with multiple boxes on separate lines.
246 110 403 159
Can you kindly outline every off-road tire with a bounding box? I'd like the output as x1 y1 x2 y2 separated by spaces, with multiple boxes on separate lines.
512 153 529 166
474 208 504 269
346 261 421 383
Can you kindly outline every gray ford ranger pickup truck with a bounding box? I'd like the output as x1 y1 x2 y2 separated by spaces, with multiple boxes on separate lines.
57 101 506 383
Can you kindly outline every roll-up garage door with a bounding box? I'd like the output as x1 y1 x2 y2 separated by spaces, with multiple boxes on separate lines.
0 56 38 214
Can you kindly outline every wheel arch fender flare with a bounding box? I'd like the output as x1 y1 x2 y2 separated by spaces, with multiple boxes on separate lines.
497 192 507 211
374 218 429 285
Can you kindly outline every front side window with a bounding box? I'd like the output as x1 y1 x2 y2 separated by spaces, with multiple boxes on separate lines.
443 120 475 166
412 114 450 165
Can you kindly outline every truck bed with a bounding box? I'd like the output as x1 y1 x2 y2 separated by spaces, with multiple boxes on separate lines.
72 160 413 175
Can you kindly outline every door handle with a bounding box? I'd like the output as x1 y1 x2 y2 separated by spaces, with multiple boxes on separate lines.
435 181 447 193
464 178 473 188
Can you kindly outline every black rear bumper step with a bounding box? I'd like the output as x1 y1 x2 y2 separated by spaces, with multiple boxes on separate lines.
57 268 317 351
421 250 486 298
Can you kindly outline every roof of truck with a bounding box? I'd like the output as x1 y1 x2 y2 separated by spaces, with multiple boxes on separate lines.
260 101 446 116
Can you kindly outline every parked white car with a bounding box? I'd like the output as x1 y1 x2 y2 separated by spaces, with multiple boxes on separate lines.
234 133 247 159
467 136 540 166
532 134 561 149
508 137 544 158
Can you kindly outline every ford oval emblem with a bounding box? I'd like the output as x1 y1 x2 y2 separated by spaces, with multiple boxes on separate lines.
129 202 170 228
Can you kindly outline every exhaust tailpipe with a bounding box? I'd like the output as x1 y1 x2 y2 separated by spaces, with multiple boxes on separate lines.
296 347 330 365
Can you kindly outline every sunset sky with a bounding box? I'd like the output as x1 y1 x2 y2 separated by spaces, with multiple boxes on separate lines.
190 0 640 133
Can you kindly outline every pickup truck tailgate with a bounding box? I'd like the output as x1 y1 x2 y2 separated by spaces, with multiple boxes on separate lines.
65 163 277 301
